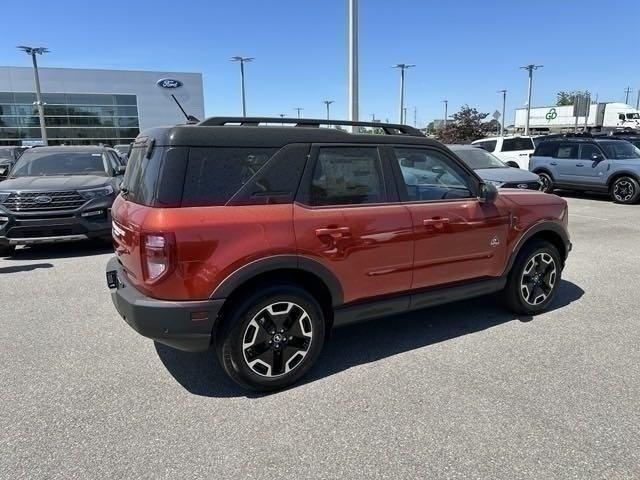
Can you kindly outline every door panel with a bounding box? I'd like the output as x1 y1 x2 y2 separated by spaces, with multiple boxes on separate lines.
294 203 414 304
553 143 580 183
577 144 610 185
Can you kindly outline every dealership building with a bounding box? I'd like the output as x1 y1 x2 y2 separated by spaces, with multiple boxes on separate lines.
0 66 205 146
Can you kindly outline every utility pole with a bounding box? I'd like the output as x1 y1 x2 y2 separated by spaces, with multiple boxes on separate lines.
584 93 591 131
624 86 632 105
18 46 49 145
636 90 640 110
370 113 376 121
442 100 448 129
413 107 417 127
323 100 334 121
348 0 359 123
294 107 303 118
230 56 254 116
520 64 543 136
498 89 507 136
393 63 415 124
403 107 407 124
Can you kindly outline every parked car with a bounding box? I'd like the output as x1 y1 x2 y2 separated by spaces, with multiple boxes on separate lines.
106 117 571 391
530 138 640 203
0 146 28 181
447 145 542 190
471 136 536 169
0 145 125 255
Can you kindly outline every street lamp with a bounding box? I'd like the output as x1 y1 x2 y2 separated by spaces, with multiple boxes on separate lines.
348 0 359 123
393 63 415 123
230 56 254 116
323 100 334 121
498 89 507 136
294 107 303 118
442 100 448 129
17 45 49 145
520 64 543 136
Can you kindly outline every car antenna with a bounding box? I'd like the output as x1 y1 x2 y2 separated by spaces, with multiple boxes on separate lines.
171 94 200 124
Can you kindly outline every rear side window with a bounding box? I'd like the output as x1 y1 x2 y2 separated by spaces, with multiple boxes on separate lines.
309 147 384 206
182 147 277 207
555 144 578 159
534 141 558 157
502 137 534 151
120 144 162 205
476 140 497 152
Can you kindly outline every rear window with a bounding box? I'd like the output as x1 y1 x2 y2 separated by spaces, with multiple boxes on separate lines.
182 147 277 207
502 137 534 151
475 140 497 153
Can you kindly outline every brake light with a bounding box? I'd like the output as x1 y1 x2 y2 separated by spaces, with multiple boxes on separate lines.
141 232 176 283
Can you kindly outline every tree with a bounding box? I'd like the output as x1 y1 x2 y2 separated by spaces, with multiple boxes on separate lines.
556 90 590 106
436 105 489 144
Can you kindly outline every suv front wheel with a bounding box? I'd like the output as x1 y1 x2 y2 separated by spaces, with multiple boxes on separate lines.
502 240 562 315
611 176 640 204
538 172 554 193
218 284 326 391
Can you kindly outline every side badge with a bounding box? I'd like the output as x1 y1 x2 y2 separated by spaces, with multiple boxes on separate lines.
490 235 500 248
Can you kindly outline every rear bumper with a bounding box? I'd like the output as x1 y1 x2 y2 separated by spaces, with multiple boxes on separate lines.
106 257 224 352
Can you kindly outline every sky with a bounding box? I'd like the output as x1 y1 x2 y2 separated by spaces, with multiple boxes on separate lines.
1 0 639 127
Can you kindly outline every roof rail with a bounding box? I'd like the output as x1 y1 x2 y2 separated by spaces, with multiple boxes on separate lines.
197 117 424 136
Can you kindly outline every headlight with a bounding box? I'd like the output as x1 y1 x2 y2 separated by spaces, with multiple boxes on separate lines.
78 185 114 200
0 191 11 203
485 180 504 187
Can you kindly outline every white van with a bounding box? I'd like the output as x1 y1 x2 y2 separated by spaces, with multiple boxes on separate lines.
471 136 535 169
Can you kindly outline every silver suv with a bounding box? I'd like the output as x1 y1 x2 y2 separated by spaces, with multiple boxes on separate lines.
529 138 640 204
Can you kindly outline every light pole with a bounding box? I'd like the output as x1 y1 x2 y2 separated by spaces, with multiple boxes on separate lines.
498 89 507 136
294 107 303 118
323 100 334 121
393 63 414 123
624 86 632 105
636 89 640 110
520 64 543 136
442 100 448 129
348 0 359 123
230 56 253 116
17 46 49 145
279 113 285 125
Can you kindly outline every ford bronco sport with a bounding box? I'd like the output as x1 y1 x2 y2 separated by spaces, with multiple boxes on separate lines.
106 117 571 391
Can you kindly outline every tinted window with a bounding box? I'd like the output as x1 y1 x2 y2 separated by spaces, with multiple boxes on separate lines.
120 144 163 206
309 147 384 206
452 148 506 169
182 147 277 207
476 140 497 152
599 142 640 159
555 144 578 159
579 144 604 160
395 147 473 201
534 141 558 157
11 151 108 177
502 137 534 151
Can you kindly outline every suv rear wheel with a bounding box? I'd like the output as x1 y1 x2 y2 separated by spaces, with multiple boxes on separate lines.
611 176 640 204
218 284 325 391
502 240 561 315
538 172 554 193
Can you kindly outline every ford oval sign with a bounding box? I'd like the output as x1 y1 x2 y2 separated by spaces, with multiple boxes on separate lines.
156 78 183 89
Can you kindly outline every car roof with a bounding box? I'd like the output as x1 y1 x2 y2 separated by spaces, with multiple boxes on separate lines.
139 117 444 149
21 145 112 153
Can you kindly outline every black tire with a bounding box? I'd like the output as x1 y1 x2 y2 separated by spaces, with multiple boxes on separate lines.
610 176 640 204
501 240 562 315
0 245 16 257
537 172 554 193
217 284 326 392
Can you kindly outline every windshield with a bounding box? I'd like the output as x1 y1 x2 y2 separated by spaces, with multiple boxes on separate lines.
599 142 640 159
11 151 109 177
452 148 507 169
626 113 640 119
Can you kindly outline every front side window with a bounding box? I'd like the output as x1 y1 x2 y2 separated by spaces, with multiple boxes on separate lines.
555 144 578 159
579 144 604 160
10 151 109 177
394 147 473 202
309 147 384 206
502 137 535 151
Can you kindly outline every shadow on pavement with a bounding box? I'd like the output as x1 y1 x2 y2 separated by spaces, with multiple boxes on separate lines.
155 280 585 399
4 241 113 261
0 262 54 274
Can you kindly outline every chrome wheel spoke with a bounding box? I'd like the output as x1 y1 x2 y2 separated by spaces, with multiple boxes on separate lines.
520 251 557 306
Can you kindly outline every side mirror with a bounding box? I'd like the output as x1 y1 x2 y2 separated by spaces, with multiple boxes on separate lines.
505 160 520 168
591 154 604 161
115 165 126 176
479 183 498 203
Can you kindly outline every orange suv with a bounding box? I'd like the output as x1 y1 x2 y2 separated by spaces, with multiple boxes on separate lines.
106 118 571 391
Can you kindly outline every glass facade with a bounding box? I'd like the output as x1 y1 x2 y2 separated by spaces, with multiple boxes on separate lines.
0 92 139 146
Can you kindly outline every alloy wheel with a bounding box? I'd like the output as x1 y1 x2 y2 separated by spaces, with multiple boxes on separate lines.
242 302 313 377
520 252 557 306
613 179 635 202
539 174 552 192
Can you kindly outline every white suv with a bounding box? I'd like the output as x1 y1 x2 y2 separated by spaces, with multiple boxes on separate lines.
472 136 535 169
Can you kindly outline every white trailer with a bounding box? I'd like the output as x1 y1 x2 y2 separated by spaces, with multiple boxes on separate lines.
514 102 640 133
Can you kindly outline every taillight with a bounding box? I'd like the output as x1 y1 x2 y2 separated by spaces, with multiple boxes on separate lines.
141 232 176 283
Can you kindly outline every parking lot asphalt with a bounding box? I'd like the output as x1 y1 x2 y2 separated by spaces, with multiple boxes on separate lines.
1 194 639 480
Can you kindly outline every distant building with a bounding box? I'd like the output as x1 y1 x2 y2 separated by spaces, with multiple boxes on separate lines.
0 66 204 146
